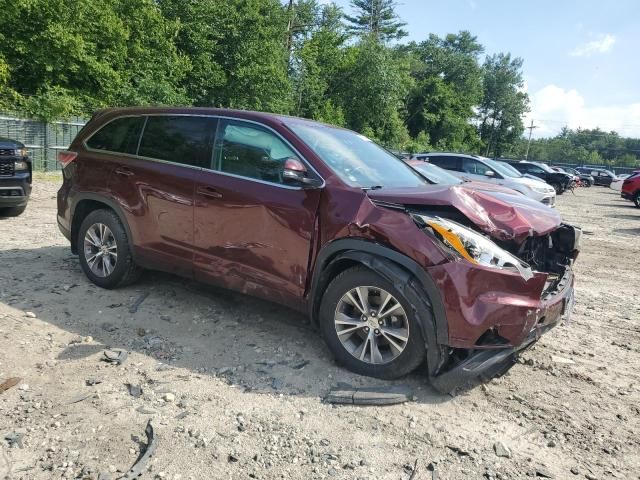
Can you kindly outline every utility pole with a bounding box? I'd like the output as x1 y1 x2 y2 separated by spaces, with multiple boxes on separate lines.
525 119 538 160
286 0 295 66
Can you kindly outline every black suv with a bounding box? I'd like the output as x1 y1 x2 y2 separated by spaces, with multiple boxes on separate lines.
575 167 616 187
0 137 32 216
503 160 572 194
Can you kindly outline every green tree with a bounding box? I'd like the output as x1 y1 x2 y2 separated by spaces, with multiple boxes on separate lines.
0 0 188 118
344 0 407 42
160 0 292 113
478 53 529 157
403 31 484 150
337 38 412 147
289 1 348 124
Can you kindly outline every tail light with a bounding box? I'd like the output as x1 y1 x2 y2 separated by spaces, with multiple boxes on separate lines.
57 150 78 167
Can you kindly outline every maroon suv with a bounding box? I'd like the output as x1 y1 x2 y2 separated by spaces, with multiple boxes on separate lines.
57 108 581 392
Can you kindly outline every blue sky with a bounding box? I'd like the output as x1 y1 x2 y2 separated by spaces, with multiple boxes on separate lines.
324 0 640 137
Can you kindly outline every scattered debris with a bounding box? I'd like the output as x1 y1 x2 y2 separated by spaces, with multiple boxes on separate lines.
408 459 419 480
118 420 157 480
66 392 94 405
291 360 310 370
136 406 157 415
4 432 24 448
86 377 103 386
0 377 21 394
101 322 118 332
551 355 575 365
535 466 555 478
24 311 36 318
129 292 149 314
162 392 175 402
126 384 143 398
326 384 413 406
103 350 128 365
493 441 512 458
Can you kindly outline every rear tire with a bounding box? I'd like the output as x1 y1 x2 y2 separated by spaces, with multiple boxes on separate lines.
634 192 640 208
77 209 141 289
0 205 26 217
319 266 427 380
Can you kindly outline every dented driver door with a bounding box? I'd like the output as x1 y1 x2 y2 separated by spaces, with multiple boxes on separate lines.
193 118 322 308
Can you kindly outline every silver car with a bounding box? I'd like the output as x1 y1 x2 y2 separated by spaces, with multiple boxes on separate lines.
412 153 556 206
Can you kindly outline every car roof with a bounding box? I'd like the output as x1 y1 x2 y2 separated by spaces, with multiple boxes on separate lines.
88 106 345 132
413 152 481 159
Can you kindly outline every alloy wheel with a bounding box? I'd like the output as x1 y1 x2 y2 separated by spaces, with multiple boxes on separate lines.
334 286 410 365
83 223 118 277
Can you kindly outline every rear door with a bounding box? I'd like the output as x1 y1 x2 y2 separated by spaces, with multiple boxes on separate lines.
193 118 322 306
103 115 216 276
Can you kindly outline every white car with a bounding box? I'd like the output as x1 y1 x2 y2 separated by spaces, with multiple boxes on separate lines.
610 174 629 192
413 153 557 206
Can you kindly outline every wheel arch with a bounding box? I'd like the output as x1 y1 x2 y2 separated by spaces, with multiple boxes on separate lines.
309 239 449 349
70 194 134 255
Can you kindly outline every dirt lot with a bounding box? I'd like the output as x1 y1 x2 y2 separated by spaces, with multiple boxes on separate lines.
1 176 639 480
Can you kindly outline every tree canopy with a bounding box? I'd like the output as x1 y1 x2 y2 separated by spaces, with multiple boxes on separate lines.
0 0 636 167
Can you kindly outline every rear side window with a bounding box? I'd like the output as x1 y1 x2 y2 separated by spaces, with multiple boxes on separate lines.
138 116 216 168
86 116 145 154
429 156 459 171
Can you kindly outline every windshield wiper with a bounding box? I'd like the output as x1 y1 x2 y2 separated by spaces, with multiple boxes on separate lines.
362 185 383 191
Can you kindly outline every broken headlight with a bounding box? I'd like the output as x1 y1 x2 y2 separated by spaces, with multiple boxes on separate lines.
416 215 534 280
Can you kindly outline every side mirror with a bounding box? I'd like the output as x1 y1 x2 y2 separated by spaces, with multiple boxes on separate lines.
484 170 495 177
283 158 322 188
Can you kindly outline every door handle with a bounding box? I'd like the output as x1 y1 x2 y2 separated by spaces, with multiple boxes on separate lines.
197 186 223 199
115 167 134 177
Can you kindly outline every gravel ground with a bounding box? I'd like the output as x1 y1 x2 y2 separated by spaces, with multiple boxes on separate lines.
1 176 639 480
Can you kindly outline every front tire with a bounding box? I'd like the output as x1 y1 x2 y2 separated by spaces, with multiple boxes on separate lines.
634 192 640 208
77 209 141 289
319 266 427 379
552 182 563 194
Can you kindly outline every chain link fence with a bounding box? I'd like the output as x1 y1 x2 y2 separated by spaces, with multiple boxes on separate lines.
0 111 87 171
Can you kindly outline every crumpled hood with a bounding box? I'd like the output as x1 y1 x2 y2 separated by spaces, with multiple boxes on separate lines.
367 185 562 244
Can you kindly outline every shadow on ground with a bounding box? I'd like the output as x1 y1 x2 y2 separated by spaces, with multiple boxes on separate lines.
0 245 449 405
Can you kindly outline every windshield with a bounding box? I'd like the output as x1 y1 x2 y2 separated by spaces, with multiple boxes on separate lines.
286 121 427 188
494 161 523 178
533 162 555 173
410 162 463 185
481 158 521 178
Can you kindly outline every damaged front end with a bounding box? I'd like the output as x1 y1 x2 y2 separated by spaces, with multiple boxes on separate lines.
409 212 581 394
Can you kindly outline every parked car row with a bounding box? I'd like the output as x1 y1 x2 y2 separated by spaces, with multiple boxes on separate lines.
409 153 558 205
53 108 581 392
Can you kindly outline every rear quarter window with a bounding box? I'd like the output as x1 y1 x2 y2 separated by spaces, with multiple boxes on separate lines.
86 116 145 154
429 156 459 171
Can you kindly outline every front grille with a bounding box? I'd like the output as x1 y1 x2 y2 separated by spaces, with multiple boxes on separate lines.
0 160 14 176
0 149 16 156
0 188 24 197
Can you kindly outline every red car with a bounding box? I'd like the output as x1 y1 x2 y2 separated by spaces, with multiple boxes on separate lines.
621 171 640 208
56 108 581 392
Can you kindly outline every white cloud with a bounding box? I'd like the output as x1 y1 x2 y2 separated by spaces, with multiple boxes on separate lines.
570 33 616 57
524 85 640 138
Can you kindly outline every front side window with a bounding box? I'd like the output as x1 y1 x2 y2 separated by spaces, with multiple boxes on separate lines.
286 120 426 188
138 116 216 168
461 158 486 175
86 116 145 154
213 120 298 184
